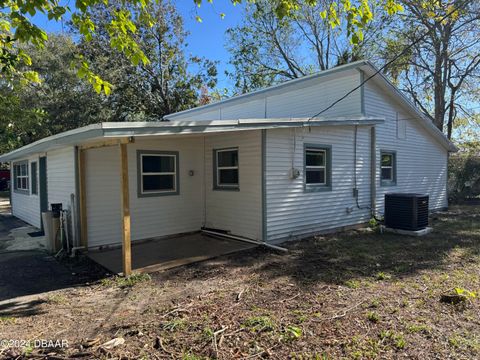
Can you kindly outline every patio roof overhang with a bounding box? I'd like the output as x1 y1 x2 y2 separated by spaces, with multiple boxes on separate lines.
0 116 384 162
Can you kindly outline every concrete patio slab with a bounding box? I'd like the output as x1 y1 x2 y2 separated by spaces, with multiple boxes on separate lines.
87 233 257 274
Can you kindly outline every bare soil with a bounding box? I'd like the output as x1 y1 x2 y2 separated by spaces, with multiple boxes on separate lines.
1 205 479 359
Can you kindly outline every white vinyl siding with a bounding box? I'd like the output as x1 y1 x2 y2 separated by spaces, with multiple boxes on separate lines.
84 137 205 247
265 126 372 242
168 70 361 121
46 147 78 239
129 137 205 242
205 131 262 240
364 81 448 212
83 132 261 247
46 147 76 211
85 146 122 248
10 155 41 227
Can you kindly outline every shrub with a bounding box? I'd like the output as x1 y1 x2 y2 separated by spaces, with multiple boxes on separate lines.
448 154 480 202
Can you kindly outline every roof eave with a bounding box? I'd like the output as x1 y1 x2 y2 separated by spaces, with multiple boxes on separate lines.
359 62 458 153
0 117 384 162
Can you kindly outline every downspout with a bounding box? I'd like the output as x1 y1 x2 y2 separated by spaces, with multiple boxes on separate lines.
370 126 377 217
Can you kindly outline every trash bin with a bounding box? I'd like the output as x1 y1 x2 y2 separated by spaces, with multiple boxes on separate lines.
42 211 61 253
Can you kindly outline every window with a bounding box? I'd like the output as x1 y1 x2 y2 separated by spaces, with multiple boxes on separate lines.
137 151 179 196
13 161 29 193
31 161 38 195
380 151 396 186
304 144 332 192
214 148 239 190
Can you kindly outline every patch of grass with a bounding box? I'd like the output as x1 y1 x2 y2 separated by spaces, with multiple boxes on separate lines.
366 311 380 323
182 352 208 360
406 323 431 335
243 315 275 332
0 316 16 324
344 279 361 289
101 273 151 288
380 330 407 350
347 335 380 359
375 272 392 281
448 333 480 352
369 299 381 308
282 325 302 341
292 310 308 323
201 327 214 341
162 318 187 332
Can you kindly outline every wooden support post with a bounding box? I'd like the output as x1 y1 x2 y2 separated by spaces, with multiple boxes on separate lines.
78 149 88 248
120 143 132 276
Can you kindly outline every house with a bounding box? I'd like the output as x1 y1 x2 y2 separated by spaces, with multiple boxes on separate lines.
0 60 456 275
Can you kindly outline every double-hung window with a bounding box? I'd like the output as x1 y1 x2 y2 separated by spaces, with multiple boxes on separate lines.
138 151 179 196
304 144 332 192
380 151 396 186
214 148 239 190
13 161 29 194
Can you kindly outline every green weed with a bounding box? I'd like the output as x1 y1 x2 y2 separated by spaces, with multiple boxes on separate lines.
366 311 380 323
243 316 275 332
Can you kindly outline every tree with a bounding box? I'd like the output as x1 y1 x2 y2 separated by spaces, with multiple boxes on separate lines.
0 0 403 93
382 0 480 139
0 85 45 154
226 0 391 93
0 34 108 152
76 0 218 120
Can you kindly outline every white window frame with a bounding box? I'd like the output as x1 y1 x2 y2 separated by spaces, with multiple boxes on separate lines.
305 148 327 186
380 151 396 186
13 161 29 194
139 153 178 195
215 148 239 189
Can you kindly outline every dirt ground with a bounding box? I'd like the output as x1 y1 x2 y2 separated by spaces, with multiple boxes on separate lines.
0 205 479 359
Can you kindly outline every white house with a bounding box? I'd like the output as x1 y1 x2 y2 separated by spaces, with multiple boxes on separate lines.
0 60 456 274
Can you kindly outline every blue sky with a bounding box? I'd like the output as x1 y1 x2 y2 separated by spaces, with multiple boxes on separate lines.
31 1 244 90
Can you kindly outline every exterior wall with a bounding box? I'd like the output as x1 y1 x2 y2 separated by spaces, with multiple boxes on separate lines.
364 81 448 212
168 69 362 121
265 126 372 242
10 154 41 227
46 147 76 212
204 130 262 240
84 146 122 247
83 131 263 248
128 136 205 242
84 140 203 248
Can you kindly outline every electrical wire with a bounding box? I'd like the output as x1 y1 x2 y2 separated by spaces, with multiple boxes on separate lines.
306 0 471 122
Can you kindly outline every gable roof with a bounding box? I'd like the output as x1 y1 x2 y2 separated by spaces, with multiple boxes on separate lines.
166 60 457 152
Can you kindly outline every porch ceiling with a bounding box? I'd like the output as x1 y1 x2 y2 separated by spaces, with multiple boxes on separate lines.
87 233 256 275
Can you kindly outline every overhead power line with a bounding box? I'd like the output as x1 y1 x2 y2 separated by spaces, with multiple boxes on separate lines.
307 0 471 122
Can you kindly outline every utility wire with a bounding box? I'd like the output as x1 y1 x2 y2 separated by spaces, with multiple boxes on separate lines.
307 0 471 122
